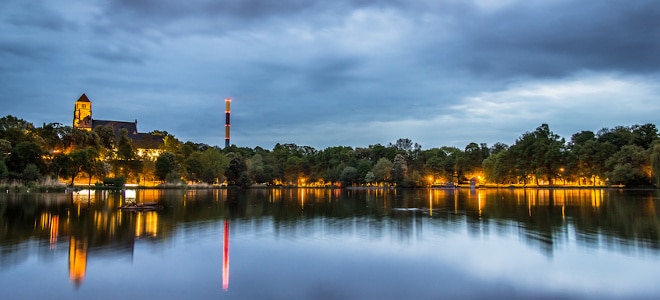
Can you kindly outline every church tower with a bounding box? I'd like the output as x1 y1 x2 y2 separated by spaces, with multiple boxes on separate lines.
73 93 92 130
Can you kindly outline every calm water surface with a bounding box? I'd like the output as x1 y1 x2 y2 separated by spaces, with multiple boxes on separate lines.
1 188 659 299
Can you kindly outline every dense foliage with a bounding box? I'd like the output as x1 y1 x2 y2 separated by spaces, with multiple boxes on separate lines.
1 115 658 187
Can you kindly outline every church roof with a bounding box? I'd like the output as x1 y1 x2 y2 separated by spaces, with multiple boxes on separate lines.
131 132 165 149
93 120 138 135
77 93 91 102
92 119 164 149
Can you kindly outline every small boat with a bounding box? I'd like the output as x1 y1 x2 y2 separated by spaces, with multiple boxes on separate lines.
119 202 163 211
431 182 457 189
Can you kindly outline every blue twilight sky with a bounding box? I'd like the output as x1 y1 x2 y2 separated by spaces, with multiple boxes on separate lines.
1 0 659 150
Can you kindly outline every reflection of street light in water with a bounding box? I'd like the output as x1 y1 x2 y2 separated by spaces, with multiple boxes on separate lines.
69 236 88 288
222 220 229 291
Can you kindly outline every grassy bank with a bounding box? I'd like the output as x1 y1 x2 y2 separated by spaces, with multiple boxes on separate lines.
0 178 68 193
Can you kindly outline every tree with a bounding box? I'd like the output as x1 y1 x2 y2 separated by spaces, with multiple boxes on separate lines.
0 159 8 180
155 152 177 181
21 163 41 183
490 142 508 155
651 144 660 187
283 156 303 184
35 122 65 152
355 159 372 185
459 142 489 177
116 129 135 161
93 125 115 150
392 138 414 152
597 126 633 149
508 124 565 185
391 154 408 185
566 131 597 185
224 152 246 185
531 124 565 184
80 148 101 185
61 126 100 151
113 128 140 179
204 148 230 184
631 123 659 149
440 146 462 182
483 151 507 184
237 172 253 188
0 139 11 160
185 152 204 182
364 171 375 185
7 141 43 177
425 156 446 180
185 148 229 184
368 143 397 162
606 145 651 186
339 166 358 186
390 138 422 168
0 115 35 145
247 154 269 184
372 158 392 184
68 148 96 185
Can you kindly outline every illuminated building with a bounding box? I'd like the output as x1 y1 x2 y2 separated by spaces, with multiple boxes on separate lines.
73 94 92 130
225 98 231 148
72 93 163 159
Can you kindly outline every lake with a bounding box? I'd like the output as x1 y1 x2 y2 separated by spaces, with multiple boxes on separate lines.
1 188 659 299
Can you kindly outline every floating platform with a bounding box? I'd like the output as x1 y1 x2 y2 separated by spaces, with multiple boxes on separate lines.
119 202 163 211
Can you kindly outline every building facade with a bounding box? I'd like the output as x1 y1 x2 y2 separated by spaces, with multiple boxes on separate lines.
73 93 163 160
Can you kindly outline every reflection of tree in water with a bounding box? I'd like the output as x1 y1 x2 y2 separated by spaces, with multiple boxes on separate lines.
1 188 659 268
457 189 660 256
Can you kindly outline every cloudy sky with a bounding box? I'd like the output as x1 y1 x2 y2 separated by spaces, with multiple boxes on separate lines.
2 0 659 150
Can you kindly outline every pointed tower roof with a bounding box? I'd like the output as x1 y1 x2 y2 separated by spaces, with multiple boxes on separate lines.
77 93 90 102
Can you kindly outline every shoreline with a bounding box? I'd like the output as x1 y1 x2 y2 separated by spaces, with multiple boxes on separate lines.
1 183 657 193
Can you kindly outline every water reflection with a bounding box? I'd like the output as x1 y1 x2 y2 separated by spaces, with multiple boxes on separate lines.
223 220 229 291
0 188 659 298
68 236 87 287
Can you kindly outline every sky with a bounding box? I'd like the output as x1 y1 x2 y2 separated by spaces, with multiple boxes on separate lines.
1 0 659 150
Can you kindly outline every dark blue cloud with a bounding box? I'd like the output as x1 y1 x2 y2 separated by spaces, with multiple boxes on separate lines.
1 0 660 149
455 1 660 77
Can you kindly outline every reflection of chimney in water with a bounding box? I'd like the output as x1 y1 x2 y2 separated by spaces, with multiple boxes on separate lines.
223 220 230 291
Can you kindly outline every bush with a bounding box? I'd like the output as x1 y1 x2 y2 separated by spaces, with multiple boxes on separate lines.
22 164 41 183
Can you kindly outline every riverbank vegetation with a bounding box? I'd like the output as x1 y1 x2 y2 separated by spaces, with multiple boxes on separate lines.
1 115 659 188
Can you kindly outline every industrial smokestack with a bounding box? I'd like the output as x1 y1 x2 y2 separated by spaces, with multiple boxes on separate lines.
225 98 231 148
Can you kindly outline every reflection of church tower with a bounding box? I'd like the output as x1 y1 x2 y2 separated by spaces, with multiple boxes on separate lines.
73 93 92 130
222 220 230 291
68 236 88 287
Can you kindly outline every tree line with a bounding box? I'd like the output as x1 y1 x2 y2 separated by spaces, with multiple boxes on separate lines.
1 115 659 188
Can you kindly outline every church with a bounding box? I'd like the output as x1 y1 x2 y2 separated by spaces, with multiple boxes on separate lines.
73 93 163 160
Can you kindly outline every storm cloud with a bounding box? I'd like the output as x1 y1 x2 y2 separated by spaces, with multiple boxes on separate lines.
1 0 659 149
